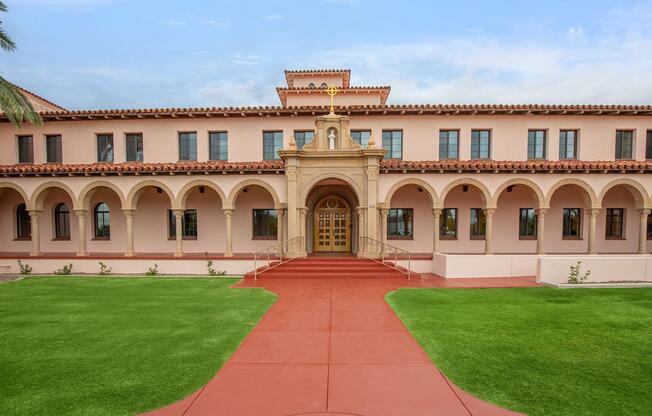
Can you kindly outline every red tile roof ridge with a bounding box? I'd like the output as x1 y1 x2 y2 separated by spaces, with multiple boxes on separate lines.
13 83 67 111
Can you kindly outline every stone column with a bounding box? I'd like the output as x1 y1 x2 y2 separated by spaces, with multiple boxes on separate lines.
588 208 600 255
123 209 135 257
379 208 388 246
28 210 42 256
224 208 233 257
484 208 496 255
277 208 285 254
299 207 308 255
432 208 442 254
536 208 547 255
73 209 88 256
173 209 184 257
638 209 650 254
356 206 365 256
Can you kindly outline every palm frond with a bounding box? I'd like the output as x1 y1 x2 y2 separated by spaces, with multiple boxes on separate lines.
0 76 43 127
0 2 7 13
0 26 15 51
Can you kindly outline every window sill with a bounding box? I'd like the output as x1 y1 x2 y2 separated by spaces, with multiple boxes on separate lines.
440 236 458 241
253 236 278 240
97 160 114 164
52 238 71 241
167 237 198 241
388 236 414 240
92 237 111 241
14 237 31 241
519 236 537 240
605 237 626 240
562 236 583 240
470 236 486 240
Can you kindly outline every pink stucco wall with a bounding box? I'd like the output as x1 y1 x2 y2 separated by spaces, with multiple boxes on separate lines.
2 114 651 165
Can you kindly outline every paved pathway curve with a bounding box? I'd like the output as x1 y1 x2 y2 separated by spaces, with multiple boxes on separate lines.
144 274 537 416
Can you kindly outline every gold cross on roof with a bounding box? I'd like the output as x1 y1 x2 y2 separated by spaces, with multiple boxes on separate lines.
324 84 339 114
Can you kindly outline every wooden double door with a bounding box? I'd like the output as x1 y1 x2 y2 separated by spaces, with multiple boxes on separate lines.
313 196 351 252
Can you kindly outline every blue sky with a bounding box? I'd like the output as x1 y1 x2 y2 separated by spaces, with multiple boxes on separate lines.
3 0 652 109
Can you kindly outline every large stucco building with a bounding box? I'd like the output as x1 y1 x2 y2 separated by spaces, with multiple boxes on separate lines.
1 69 651 280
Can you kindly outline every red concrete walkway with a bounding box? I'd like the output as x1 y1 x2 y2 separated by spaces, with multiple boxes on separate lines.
144 260 536 416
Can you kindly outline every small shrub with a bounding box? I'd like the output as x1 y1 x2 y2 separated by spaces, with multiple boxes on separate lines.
145 264 159 276
568 261 591 284
54 263 73 275
17 260 32 275
98 262 112 276
206 260 226 276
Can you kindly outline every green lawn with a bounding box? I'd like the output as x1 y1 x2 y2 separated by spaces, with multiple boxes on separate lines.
0 276 276 416
387 287 652 416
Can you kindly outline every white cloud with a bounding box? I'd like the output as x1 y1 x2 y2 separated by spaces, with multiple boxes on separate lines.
195 80 277 107
311 27 652 105
202 19 230 27
264 14 284 20
566 26 585 42
230 54 261 65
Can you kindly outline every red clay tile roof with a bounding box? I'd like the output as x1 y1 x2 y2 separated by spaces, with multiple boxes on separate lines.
8 103 649 123
2 159 651 177
379 159 652 172
0 161 285 176
14 84 67 112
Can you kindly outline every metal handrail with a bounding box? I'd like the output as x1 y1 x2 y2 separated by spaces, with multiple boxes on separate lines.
252 236 306 280
359 236 412 280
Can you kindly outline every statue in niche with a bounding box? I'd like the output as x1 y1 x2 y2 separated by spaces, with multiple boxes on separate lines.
328 128 336 150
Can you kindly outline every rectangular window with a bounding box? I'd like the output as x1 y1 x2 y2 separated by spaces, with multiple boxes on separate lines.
252 209 278 239
470 208 486 239
562 208 582 238
263 131 283 160
519 208 537 238
471 130 491 159
168 209 198 239
527 130 547 160
605 208 625 238
294 130 314 150
209 131 228 161
615 130 633 160
126 133 144 162
387 208 413 239
382 130 403 159
351 130 371 148
178 132 197 161
559 130 578 160
440 208 457 239
646 130 652 160
46 134 62 163
439 130 459 160
17 135 33 163
96 133 114 162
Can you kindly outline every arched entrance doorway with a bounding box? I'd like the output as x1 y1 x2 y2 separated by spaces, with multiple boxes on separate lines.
313 195 351 252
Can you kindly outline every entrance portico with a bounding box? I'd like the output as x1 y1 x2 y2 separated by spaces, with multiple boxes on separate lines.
280 111 385 257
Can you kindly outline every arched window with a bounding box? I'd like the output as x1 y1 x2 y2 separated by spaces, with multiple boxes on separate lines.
320 82 328 88
16 203 31 240
54 203 70 239
94 202 110 238
308 82 316 88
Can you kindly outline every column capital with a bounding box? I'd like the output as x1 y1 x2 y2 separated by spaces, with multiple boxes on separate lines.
122 209 136 217
28 210 42 218
536 208 548 217
432 208 442 217
223 208 234 217
276 207 286 216
484 208 496 217
589 208 601 217
640 208 651 217
379 207 388 216
172 209 184 217
298 207 309 216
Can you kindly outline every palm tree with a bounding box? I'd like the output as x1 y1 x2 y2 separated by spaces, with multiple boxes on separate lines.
0 1 41 127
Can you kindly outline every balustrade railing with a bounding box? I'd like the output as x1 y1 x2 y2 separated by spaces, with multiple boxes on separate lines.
359 236 412 280
252 236 306 280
